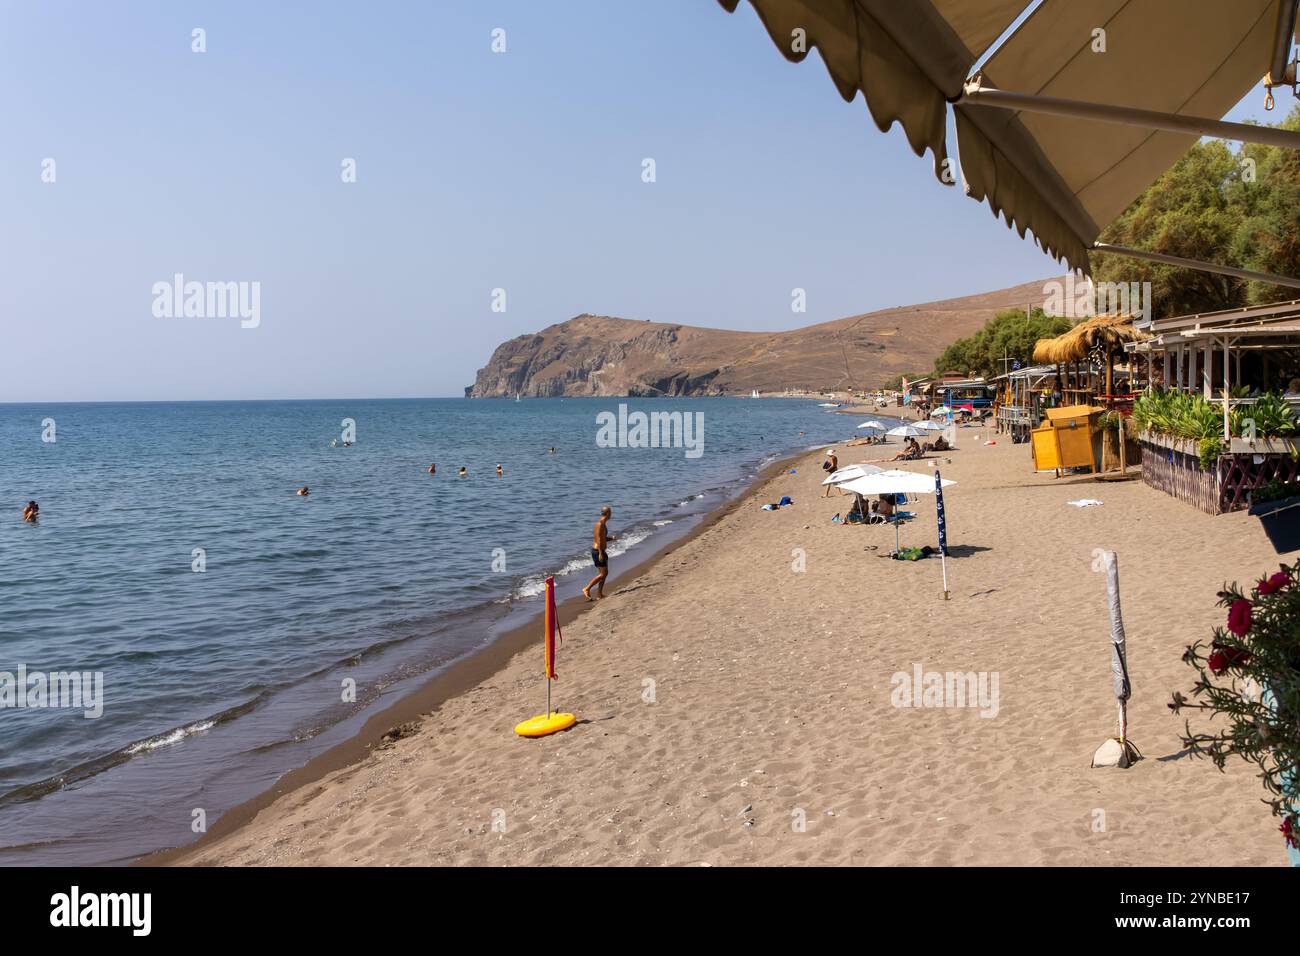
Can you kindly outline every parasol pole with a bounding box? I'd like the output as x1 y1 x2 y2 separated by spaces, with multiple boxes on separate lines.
940 543 949 600
1092 550 1141 767
513 575 576 738
935 468 950 600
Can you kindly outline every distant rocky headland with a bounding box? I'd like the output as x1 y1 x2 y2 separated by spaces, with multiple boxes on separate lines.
466 278 1054 398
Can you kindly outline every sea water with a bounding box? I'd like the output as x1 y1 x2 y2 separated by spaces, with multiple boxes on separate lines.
0 396 897 863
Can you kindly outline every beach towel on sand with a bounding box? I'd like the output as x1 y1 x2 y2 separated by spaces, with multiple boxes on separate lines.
892 545 934 561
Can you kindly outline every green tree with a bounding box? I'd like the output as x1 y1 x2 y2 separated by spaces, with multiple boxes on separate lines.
881 373 915 390
931 308 1070 379
1231 107 1300 305
1094 105 1300 316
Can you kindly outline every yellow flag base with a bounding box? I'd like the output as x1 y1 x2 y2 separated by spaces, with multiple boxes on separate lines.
514 712 576 738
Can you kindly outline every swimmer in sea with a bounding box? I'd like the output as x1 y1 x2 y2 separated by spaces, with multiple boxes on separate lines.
22 500 39 522
296 486 310 496
428 463 436 475
496 464 504 477
549 447 555 455
458 466 467 477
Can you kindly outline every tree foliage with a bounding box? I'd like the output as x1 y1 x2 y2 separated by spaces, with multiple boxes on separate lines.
1094 105 1300 315
930 308 1071 379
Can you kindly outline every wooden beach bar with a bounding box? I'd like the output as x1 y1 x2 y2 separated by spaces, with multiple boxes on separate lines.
1126 299 1300 514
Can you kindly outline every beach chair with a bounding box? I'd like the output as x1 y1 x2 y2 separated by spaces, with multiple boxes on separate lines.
891 493 917 519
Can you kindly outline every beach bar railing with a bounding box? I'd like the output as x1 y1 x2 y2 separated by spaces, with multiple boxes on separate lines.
1139 430 1300 515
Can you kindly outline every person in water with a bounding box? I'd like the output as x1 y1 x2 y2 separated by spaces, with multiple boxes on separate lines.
427 463 436 474
496 464 504 477
22 500 39 522
296 486 310 496
458 466 467 477
549 447 556 455
583 506 618 601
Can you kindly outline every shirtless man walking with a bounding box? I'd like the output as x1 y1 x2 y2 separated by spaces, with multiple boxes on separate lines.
583 505 617 601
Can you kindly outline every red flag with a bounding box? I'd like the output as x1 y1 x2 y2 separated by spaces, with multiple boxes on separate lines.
544 576 562 679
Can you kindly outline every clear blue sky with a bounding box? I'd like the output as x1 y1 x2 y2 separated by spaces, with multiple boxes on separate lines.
0 0 1280 401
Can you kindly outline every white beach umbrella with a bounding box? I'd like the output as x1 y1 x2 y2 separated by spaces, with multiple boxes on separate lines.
838 469 954 497
886 425 924 438
912 420 943 431
857 420 887 431
822 463 884 486
838 469 956 555
931 407 955 419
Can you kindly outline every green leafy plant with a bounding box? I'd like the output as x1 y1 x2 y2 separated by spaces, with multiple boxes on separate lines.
1170 562 1300 854
1134 387 1297 469
1198 436 1223 470
1243 392 1297 438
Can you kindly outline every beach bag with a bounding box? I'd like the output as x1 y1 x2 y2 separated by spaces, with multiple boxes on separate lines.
778 495 793 507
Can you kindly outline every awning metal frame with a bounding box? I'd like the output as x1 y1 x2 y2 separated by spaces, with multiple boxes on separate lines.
959 79 1300 152
958 69 1300 291
1266 0 1300 93
1092 243 1300 292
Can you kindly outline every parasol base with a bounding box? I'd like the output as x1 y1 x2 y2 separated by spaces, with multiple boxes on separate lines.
1091 736 1142 768
514 712 577 738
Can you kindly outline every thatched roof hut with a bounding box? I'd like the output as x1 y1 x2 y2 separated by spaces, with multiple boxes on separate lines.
1033 314 1148 365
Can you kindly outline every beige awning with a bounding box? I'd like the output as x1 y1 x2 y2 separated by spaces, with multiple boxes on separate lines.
718 0 1296 276
715 0 1029 178
957 0 1281 274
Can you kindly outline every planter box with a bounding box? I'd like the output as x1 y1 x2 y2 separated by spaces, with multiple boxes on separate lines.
1249 494 1300 554
1140 431 1300 515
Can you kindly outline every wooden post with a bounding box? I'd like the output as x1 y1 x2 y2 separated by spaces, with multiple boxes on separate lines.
1223 335 1231 442
1119 408 1127 474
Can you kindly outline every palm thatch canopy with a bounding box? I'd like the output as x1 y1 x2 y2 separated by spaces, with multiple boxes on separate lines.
1033 314 1148 365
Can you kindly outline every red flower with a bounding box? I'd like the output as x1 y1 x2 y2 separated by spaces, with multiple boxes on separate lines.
1227 599 1253 636
1257 571 1290 595
1207 643 1252 674
1282 817 1298 850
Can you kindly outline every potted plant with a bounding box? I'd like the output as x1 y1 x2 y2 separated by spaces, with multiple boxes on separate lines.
1170 562 1300 865
1249 478 1300 554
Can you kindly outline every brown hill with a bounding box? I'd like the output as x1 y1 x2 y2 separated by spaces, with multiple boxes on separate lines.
466 277 1058 397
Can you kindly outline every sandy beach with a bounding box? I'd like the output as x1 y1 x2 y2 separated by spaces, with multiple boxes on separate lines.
169 427 1287 867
